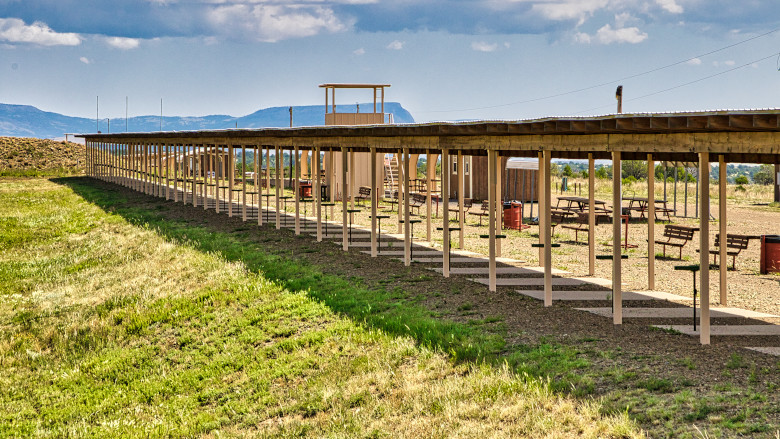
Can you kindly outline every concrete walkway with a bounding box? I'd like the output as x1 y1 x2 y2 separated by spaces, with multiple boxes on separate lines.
473 277 613 287
430 266 568 275
578 307 778 319
516 290 692 301
652 325 780 336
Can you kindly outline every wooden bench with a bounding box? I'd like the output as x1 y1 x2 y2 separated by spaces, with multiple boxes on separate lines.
448 198 473 221
561 212 597 244
410 193 427 214
697 233 751 270
355 186 371 206
654 224 696 259
383 190 398 211
470 200 490 226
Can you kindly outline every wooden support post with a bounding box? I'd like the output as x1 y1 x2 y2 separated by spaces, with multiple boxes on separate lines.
342 147 349 251
488 149 497 292
404 147 411 266
173 144 178 202
315 147 322 242
275 146 281 229
612 151 622 325
458 151 465 249
228 144 234 217
242 145 247 221
496 154 502 257
216 145 222 214
165 143 170 200
158 143 163 197
371 147 378 257
700 152 711 345
252 145 263 226
397 149 403 234
442 148 450 278
648 153 655 290
538 151 545 264
426 150 433 242
349 150 355 211
588 153 595 276
719 155 727 305
543 150 552 307
295 146 301 235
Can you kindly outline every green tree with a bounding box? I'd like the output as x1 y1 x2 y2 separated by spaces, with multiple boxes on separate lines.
622 160 648 180
595 165 610 180
549 163 561 177
580 170 588 179
562 164 574 177
752 164 774 185
734 175 749 185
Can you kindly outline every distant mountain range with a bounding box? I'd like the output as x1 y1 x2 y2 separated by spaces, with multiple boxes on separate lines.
0 103 415 139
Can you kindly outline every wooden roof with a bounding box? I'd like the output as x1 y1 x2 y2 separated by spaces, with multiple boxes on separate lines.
79 109 780 163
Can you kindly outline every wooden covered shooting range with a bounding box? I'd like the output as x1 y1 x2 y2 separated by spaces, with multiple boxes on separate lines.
81 109 780 345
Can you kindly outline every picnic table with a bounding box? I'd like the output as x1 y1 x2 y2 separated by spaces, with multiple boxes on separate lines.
555 196 609 213
622 196 674 221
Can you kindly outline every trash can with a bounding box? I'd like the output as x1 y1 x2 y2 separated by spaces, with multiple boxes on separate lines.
298 182 312 198
320 184 329 201
503 201 523 230
760 235 780 274
561 177 568 192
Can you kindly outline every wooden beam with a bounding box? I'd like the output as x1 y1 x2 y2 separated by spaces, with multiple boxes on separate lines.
404 147 411 266
442 148 450 278
700 152 711 345
543 150 552 307
426 150 433 242
488 149 497 292
588 153 595 276
315 147 322 241
458 151 465 249
295 145 301 235
371 147 377 257
648 153 655 290
275 146 281 229
612 151 622 325
342 147 348 251
719 154 727 305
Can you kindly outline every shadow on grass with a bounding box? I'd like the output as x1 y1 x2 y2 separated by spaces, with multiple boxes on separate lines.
52 177 601 395
53 177 505 359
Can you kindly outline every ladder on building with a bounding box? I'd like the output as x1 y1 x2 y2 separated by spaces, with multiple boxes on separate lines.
383 153 399 197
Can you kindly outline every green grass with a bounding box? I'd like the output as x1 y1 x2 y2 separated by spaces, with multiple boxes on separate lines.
0 177 640 438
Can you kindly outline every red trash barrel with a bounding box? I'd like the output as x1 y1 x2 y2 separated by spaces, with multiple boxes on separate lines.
760 235 780 274
503 201 522 230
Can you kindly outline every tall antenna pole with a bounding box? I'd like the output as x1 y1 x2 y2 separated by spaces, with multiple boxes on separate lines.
160 98 163 131
126 96 128 132
96 96 99 133
289 106 293 127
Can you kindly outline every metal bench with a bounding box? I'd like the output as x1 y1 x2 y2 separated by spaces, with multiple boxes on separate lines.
561 212 596 244
470 200 490 226
448 198 473 221
697 233 751 270
355 186 371 206
654 224 696 259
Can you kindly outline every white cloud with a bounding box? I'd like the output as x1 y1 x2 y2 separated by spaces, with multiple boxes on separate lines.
207 4 349 42
531 0 609 24
105 36 140 50
594 24 647 44
79 56 90 64
574 32 591 44
353 47 365 55
386 40 404 50
0 18 81 46
471 41 498 52
686 57 702 65
656 0 683 14
614 12 633 28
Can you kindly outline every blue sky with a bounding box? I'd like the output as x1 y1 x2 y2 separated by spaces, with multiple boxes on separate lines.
1 0 778 122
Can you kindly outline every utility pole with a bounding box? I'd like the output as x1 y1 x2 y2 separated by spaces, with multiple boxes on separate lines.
96 96 99 133
615 85 623 114
289 106 293 127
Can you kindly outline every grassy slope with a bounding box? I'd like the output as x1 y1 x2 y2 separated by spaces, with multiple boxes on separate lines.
0 137 84 177
0 177 639 438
